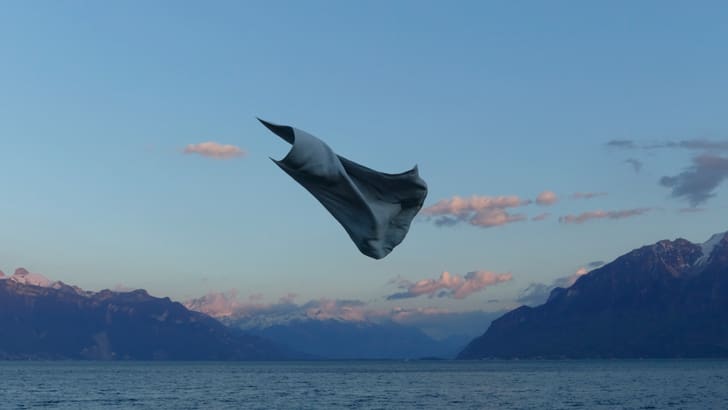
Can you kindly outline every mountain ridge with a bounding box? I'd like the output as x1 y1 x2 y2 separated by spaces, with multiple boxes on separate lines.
458 231 728 359
0 276 295 360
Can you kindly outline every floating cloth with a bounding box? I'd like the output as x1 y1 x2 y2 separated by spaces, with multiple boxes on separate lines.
259 119 428 259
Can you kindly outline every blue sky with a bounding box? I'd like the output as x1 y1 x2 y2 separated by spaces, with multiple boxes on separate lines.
1 1 727 316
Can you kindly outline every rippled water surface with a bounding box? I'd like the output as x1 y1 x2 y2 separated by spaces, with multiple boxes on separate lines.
1 360 727 409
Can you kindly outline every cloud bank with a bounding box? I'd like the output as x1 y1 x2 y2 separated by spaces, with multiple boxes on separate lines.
421 191 560 229
184 291 373 321
184 291 507 339
421 195 529 228
387 270 512 300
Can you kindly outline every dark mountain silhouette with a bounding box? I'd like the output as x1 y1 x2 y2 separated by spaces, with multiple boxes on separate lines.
233 318 464 359
459 231 728 359
0 275 295 360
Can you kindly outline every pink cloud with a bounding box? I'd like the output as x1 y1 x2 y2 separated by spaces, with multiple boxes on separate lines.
558 208 652 224
531 212 551 221
184 290 243 317
536 190 558 205
469 209 527 227
421 195 530 228
184 292 369 322
555 265 594 288
184 290 506 339
4 267 54 287
571 267 588 282
571 192 608 200
422 195 527 217
387 270 512 300
183 141 246 159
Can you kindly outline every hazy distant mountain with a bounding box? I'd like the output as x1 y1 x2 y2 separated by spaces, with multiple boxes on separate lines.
0 271 294 360
230 317 466 359
459 231 728 359
185 292 489 359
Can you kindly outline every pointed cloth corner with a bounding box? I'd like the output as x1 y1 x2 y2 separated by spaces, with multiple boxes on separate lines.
259 119 428 259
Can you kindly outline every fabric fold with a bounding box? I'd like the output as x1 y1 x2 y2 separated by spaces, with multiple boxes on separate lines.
259 119 428 259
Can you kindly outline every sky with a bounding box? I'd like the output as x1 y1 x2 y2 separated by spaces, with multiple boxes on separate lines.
1 1 727 323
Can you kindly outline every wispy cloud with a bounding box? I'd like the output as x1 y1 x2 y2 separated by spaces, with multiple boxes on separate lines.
624 158 643 173
421 195 529 228
660 154 728 206
587 261 605 268
571 192 608 200
516 283 552 306
517 265 596 306
558 208 652 224
468 209 528 227
606 139 636 149
536 190 558 206
606 138 728 152
646 139 728 151
678 207 707 213
531 212 551 221
183 141 246 159
387 270 512 300
675 139 728 151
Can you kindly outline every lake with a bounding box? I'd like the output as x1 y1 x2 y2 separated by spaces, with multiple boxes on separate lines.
0 360 726 409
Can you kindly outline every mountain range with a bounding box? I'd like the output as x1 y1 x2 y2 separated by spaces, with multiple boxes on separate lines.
459 231 728 359
0 269 294 360
184 292 482 359
3 230 727 360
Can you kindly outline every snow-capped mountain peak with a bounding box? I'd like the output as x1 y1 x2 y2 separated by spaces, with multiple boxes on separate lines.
1 268 55 288
695 231 728 266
